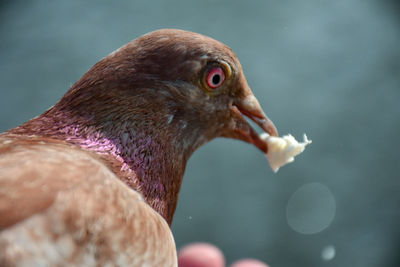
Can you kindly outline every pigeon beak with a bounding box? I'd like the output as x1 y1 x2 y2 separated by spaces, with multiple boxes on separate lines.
234 94 278 138
224 94 278 154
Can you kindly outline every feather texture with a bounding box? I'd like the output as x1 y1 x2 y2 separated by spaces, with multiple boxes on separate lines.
0 29 278 266
0 135 176 266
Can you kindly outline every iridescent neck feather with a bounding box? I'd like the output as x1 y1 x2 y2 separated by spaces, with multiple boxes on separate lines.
9 99 208 224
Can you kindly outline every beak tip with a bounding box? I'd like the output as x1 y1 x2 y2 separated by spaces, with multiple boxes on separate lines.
266 119 278 137
234 95 279 137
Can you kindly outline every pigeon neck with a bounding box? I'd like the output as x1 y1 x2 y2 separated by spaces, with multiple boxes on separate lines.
10 107 204 225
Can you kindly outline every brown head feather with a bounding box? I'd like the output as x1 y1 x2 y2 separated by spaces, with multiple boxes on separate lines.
5 29 277 225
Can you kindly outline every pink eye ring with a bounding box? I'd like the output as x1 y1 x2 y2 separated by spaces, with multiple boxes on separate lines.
205 67 225 89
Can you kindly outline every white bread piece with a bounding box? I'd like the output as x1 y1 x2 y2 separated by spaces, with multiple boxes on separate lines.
260 133 312 172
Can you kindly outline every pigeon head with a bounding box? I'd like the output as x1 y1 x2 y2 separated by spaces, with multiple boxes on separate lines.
12 29 278 223
57 29 277 154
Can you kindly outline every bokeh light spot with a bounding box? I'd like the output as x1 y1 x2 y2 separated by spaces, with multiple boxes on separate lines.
321 245 336 261
286 183 336 234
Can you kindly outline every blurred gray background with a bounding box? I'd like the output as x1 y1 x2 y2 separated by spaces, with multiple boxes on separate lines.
1 0 399 266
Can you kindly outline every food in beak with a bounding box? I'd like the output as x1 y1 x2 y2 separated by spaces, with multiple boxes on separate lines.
232 95 311 172
260 133 312 172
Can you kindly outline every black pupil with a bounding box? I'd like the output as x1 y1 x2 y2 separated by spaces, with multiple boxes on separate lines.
212 74 221 85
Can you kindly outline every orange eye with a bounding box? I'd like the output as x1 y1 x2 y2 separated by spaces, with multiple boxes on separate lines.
205 67 225 89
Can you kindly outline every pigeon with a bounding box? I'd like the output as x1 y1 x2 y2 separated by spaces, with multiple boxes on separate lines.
0 29 278 266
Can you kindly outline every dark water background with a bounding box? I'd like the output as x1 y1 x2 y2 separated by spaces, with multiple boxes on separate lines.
1 1 399 266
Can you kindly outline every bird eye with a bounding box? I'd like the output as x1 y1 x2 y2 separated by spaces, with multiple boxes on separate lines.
205 67 225 89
